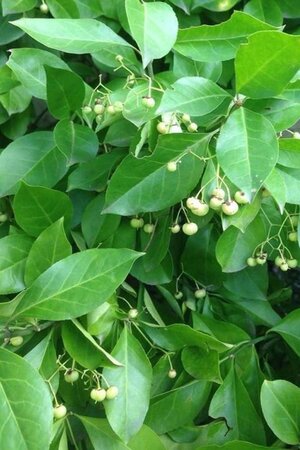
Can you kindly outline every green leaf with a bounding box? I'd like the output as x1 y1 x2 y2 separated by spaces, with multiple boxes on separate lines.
0 131 67 196
45 66 85 119
174 11 276 62
0 347 52 450
123 82 162 127
25 218 72 285
197 442 279 450
209 363 266 444
277 166 300 204
261 379 300 445
216 108 278 199
13 183 73 237
7 48 70 100
173 53 222 82
2 0 36 14
128 425 166 450
216 215 267 273
11 18 132 54
244 0 283 26
263 168 286 213
157 77 231 116
54 120 98 165
47 0 80 18
125 0 178 67
270 309 300 356
0 66 20 94
13 249 142 320
78 417 130 450
0 234 33 294
145 380 211 434
221 194 261 233
181 346 222 383
143 323 232 353
103 327 152 443
236 31 300 98
104 134 209 215
224 265 268 301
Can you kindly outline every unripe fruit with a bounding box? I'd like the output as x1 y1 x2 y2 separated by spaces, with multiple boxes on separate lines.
222 200 239 216
128 308 138 319
53 404 67 419
82 105 92 114
90 388 106 402
95 115 103 124
93 104 105 115
212 188 225 200
186 197 201 210
0 213 8 223
171 224 180 234
10 336 24 346
256 255 267 265
288 231 298 242
280 262 289 272
64 370 79 384
187 122 198 132
293 131 300 139
142 96 155 108
209 196 223 210
182 222 198 236
181 113 191 124
106 386 119 400
168 369 177 379
174 291 183 300
194 288 206 299
107 105 116 115
191 202 209 217
115 54 124 63
247 257 257 267
157 122 168 134
290 216 299 227
114 101 124 112
130 218 144 229
167 161 177 172
275 256 285 267
40 3 49 13
143 223 155 234
287 258 298 268
234 191 249 204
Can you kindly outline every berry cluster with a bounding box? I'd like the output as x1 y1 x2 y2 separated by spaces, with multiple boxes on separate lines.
157 113 198 135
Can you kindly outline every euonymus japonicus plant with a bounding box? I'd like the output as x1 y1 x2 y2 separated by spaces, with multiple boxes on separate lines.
0 0 300 449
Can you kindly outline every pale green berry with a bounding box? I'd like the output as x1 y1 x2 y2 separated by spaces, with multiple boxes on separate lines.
115 54 124 63
256 255 267 265
142 96 155 108
64 370 79 384
53 405 67 419
143 223 155 234
287 259 298 268
0 213 8 223
168 369 177 379
40 3 49 13
93 104 105 115
280 262 289 272
290 216 298 227
95 115 103 124
114 101 124 112
10 336 24 346
82 105 92 114
90 388 106 402
222 201 239 216
130 218 144 229
191 202 209 217
182 222 198 236
171 224 180 234
212 188 225 200
167 161 177 172
194 288 206 299
209 196 223 210
275 256 285 267
157 122 168 134
288 231 298 242
107 105 116 115
234 191 249 204
187 122 198 132
106 386 119 400
174 291 183 300
128 308 138 319
247 257 257 267
293 131 300 139
186 197 201 210
181 113 191 124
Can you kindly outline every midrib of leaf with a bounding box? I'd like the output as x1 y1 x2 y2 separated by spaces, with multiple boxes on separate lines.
240 109 252 183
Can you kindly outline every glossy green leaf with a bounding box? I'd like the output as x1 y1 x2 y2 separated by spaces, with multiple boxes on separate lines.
270 309 300 356
104 134 209 215
103 327 152 443
181 346 222 383
47 0 80 18
174 11 276 62
222 194 261 232
216 108 278 199
263 168 286 213
0 347 52 450
13 249 142 320
2 0 36 14
128 425 166 450
0 234 33 294
244 0 283 26
13 183 73 237
11 18 132 54
123 82 162 128
0 131 67 196
277 166 300 204
125 0 178 67
198 442 278 450
79 417 130 450
224 265 268 301
261 380 300 445
25 218 72 285
158 77 231 116
236 32 300 98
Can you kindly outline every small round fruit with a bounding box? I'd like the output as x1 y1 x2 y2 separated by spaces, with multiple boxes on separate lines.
181 113 191 124
280 262 289 272
212 188 225 200
128 308 138 319
0 213 8 223
167 161 177 172
209 196 223 210
275 256 285 267
222 201 239 216
290 216 299 227
194 288 206 299
10 336 24 346
157 122 168 134
95 115 103 124
93 104 105 115
40 3 49 13
293 131 300 139
171 224 180 234
106 386 119 400
53 404 67 419
82 105 92 114
186 197 201 210
288 231 298 242
234 191 249 205
64 370 79 384
247 257 257 267
168 369 177 379
90 388 106 402
187 122 198 132
256 255 267 265
130 218 144 229
107 105 116 115
174 291 183 300
142 96 155 108
114 101 124 112
191 202 209 217
182 222 198 236
115 54 124 63
287 258 298 268
143 223 155 234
